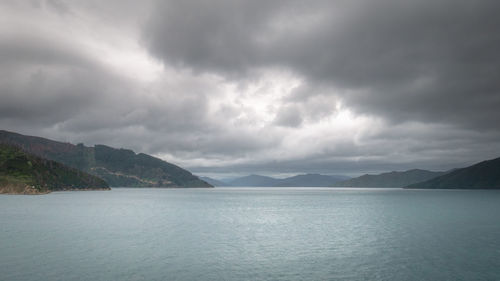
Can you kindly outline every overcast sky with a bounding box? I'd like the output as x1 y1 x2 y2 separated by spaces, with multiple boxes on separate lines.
1 0 500 178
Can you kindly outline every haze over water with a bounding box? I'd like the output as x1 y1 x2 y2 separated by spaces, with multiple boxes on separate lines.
1 188 500 281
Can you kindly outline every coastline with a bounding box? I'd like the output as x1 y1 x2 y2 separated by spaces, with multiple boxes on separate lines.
0 184 111 195
0 184 50 195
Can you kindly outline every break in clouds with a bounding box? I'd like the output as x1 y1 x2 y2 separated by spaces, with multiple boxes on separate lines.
1 0 500 177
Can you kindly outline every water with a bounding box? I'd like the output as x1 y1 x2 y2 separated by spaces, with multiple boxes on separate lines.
1 188 500 281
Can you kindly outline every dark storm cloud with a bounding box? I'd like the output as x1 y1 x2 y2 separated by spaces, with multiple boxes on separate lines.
274 105 303 127
144 0 500 131
2 0 500 177
143 0 285 75
0 6 278 161
190 126 500 177
0 2 201 148
0 34 112 126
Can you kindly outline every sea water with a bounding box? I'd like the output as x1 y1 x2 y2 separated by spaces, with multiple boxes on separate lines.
1 188 500 281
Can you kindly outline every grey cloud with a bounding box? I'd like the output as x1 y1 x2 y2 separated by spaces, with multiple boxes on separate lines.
143 0 284 76
274 105 302 127
0 5 209 152
144 0 500 131
0 24 282 161
2 0 500 177
0 35 113 126
191 125 500 177
45 0 71 15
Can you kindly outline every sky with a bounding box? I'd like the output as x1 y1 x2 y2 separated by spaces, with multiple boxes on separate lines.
1 0 500 178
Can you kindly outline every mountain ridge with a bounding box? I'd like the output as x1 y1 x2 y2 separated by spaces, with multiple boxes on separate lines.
208 173 349 187
199 176 230 187
0 130 211 188
331 169 446 188
0 143 109 194
406 157 500 189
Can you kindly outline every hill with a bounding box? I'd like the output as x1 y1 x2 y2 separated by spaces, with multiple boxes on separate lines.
0 144 109 194
0 130 211 188
199 176 229 187
332 169 446 188
227 175 280 187
224 173 349 187
275 174 349 187
406 157 500 189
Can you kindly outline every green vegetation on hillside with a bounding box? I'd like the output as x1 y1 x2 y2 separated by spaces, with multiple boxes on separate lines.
0 144 109 194
406 157 500 189
222 174 349 187
91 145 211 187
0 130 211 188
332 169 446 188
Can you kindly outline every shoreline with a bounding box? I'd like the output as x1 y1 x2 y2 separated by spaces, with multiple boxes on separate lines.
0 185 111 195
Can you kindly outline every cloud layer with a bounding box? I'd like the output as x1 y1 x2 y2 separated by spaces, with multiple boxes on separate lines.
1 0 500 177
144 0 500 130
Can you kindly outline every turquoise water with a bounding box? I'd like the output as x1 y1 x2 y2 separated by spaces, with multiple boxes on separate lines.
1 188 500 281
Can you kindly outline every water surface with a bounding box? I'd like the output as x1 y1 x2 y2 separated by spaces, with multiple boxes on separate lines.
1 188 500 281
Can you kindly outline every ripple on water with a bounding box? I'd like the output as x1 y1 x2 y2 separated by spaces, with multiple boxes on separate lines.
1 188 500 281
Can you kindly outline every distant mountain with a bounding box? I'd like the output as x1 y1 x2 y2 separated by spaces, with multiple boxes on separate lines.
228 174 280 187
332 169 446 188
226 173 350 187
199 176 229 187
406 157 500 189
274 174 350 187
0 130 211 188
0 143 109 194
